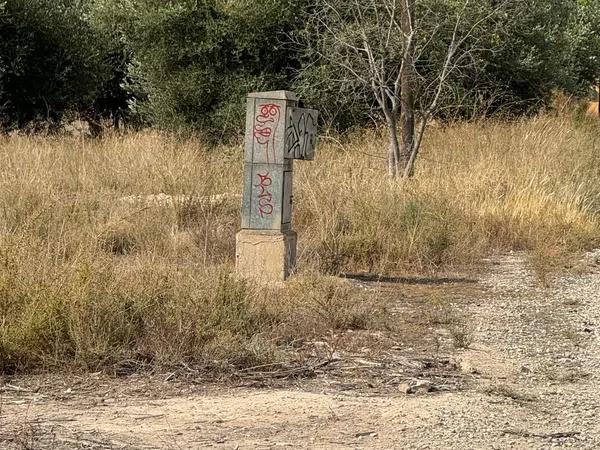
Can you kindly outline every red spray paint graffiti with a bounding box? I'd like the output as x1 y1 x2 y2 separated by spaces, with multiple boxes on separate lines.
255 171 274 218
253 103 281 163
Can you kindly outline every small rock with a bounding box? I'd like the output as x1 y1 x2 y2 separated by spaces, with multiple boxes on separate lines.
411 381 435 394
398 383 411 394
355 431 378 438
399 381 435 394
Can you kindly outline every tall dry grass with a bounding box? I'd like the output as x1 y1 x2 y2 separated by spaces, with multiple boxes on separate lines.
296 114 600 274
0 114 599 372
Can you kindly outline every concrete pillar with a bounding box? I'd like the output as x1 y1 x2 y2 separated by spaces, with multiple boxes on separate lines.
236 91 318 282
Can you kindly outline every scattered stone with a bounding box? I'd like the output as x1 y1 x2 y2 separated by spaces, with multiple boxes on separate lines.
398 383 411 394
398 381 435 394
355 431 378 438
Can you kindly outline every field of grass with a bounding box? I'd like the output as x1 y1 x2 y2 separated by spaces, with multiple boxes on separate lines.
1 114 599 373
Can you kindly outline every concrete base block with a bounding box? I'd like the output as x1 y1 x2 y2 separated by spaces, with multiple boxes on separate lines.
236 229 297 282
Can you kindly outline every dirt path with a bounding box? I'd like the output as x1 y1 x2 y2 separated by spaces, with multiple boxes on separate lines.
2 252 600 449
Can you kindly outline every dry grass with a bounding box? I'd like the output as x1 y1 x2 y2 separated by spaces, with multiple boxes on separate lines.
0 114 599 372
295 115 600 274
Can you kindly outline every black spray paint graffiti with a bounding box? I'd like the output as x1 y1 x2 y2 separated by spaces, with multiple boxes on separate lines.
285 108 318 160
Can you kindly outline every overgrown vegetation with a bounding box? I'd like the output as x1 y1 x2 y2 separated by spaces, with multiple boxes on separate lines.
0 0 599 381
0 0 113 130
0 113 599 372
1 0 600 136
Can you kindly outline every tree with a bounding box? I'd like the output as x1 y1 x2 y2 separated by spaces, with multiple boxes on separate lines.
301 0 500 177
566 0 600 95
94 0 310 140
0 0 111 130
482 0 577 112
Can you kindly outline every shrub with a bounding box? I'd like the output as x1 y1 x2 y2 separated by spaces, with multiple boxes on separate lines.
0 0 112 130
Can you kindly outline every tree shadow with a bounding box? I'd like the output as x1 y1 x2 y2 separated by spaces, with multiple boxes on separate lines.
340 273 478 286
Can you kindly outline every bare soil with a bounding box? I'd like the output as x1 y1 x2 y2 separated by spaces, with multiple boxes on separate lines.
2 252 600 449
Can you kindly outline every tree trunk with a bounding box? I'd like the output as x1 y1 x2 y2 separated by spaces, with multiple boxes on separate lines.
400 81 415 174
400 0 416 175
388 115 401 177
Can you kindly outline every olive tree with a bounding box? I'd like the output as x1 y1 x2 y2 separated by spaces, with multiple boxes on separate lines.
0 0 111 130
93 0 310 139
301 0 501 178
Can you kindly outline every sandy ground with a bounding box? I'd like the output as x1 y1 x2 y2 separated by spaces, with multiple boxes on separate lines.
2 252 600 449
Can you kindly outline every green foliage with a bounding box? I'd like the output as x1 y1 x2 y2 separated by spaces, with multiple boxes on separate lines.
567 0 600 96
483 0 578 112
0 0 111 130
293 56 374 130
96 0 309 139
298 0 600 125
432 0 600 116
2 0 600 135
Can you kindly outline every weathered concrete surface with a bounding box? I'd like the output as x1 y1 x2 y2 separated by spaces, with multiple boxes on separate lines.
235 229 297 282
